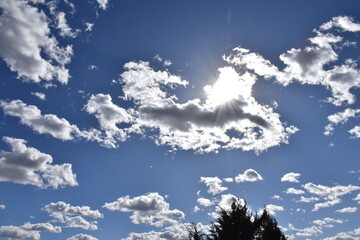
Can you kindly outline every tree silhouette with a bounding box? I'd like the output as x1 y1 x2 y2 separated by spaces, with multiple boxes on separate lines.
188 198 286 240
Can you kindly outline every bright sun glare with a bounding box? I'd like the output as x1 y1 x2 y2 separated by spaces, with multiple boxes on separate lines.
204 67 242 106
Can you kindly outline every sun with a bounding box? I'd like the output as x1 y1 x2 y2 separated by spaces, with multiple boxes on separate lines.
204 67 242 107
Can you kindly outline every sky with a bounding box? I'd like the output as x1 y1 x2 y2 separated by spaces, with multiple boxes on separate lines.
0 0 360 240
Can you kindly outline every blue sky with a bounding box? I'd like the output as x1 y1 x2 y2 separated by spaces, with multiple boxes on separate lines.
0 0 360 239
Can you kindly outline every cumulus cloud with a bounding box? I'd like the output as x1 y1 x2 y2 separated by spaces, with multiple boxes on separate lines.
313 217 344 229
320 16 360 32
336 207 357 213
323 227 360 240
118 61 297 154
31 92 46 101
354 193 360 204
0 100 80 140
271 195 283 201
200 177 228 195
281 172 301 183
264 204 284 215
122 223 198 240
197 198 214 207
296 196 320 203
103 192 184 227
0 136 77 188
55 12 79 38
303 183 360 211
324 109 360 135
85 22 94 32
84 94 133 148
67 234 99 240
349 126 360 138
96 0 108 10
0 204 5 210
21 222 61 233
0 0 73 83
42 201 103 230
0 99 115 147
235 169 263 183
223 16 360 139
284 188 305 195
0 226 41 240
0 222 61 240
288 224 323 238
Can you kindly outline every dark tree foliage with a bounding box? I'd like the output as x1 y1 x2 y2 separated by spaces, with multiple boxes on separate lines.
188 198 287 240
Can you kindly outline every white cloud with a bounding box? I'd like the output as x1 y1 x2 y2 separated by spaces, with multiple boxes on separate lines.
200 177 228 195
88 64 98 70
324 109 360 135
354 193 360 204
0 205 5 210
0 100 80 140
313 217 344 228
223 177 233 182
55 12 79 38
122 223 196 240
84 93 133 148
96 0 108 10
103 192 185 227
284 188 305 195
223 16 360 140
42 201 103 230
0 222 61 240
67 234 99 240
31 92 46 101
85 22 94 32
197 198 214 207
336 207 357 213
323 229 360 240
0 99 112 147
0 0 73 83
264 204 284 215
313 199 342 212
349 126 360 138
320 16 360 32
295 226 323 237
0 136 77 188
281 172 301 183
271 195 283 200
119 61 297 154
297 196 320 203
235 169 263 183
0 225 40 240
303 182 360 210
21 222 61 233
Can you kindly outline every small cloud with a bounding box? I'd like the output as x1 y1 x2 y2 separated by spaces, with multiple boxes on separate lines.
88 65 98 70
96 0 109 10
43 201 103 230
223 177 234 183
271 195 283 201
197 198 214 207
67 234 98 240
103 192 184 227
192 206 201 213
31 92 46 101
235 169 263 183
336 207 357 213
0 204 5 210
284 188 305 195
281 172 301 183
200 177 227 195
85 22 94 32
264 204 284 215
